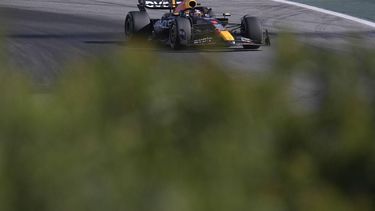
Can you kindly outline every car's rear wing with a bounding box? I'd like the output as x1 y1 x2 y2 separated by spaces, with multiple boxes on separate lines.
138 0 182 10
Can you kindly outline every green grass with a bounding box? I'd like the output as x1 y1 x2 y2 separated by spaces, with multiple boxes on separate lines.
1 37 375 211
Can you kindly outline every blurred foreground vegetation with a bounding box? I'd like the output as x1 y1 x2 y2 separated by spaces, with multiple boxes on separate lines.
1 37 375 211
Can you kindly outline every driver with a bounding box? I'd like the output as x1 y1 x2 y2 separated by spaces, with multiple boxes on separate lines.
191 9 203 17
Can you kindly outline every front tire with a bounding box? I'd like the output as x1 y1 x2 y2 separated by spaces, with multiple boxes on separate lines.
169 17 192 50
241 16 263 50
124 11 151 41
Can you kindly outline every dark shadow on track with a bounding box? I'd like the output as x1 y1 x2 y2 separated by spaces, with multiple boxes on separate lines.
5 32 262 53
84 40 263 53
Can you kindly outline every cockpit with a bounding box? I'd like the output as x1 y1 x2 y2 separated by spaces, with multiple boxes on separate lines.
187 7 214 18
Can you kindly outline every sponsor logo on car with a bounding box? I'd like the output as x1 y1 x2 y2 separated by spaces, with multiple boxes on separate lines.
145 0 182 8
194 37 214 45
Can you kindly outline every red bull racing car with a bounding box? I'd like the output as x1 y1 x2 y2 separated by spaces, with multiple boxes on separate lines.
125 0 270 49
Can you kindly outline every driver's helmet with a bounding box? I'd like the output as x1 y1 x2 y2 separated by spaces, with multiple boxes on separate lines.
192 9 203 17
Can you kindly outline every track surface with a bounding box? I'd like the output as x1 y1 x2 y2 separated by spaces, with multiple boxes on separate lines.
1 0 375 83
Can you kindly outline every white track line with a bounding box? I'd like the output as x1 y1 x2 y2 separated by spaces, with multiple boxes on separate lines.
271 0 375 28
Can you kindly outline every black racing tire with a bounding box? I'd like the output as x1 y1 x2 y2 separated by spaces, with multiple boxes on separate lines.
169 17 192 50
124 11 151 41
241 16 263 50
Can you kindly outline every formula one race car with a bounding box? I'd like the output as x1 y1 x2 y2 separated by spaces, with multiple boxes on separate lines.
125 0 270 49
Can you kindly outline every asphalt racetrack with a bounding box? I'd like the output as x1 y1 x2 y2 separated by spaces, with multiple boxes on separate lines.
1 0 375 83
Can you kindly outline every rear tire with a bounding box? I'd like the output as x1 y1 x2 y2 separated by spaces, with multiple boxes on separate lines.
241 16 263 50
124 11 151 41
169 17 192 50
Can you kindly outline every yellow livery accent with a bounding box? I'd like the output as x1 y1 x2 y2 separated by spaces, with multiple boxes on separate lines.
184 0 197 8
219 31 235 41
175 0 197 12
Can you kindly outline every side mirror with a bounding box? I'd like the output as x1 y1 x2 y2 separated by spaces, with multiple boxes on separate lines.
223 13 231 17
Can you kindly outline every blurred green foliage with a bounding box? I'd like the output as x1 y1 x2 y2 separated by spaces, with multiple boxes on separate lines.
1 37 375 211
